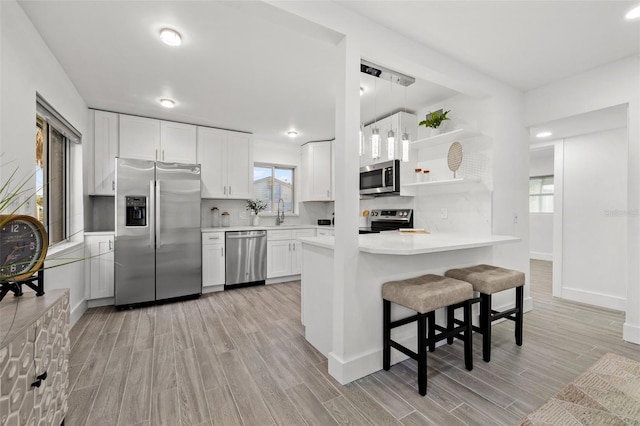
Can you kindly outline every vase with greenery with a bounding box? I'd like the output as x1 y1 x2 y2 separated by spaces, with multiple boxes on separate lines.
419 109 451 135
246 199 267 226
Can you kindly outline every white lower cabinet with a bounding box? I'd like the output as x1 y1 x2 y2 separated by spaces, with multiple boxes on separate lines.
267 228 315 279
202 232 225 291
317 228 334 236
86 234 115 300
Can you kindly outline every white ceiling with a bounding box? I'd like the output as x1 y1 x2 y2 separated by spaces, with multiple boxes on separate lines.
18 1 640 145
341 1 640 92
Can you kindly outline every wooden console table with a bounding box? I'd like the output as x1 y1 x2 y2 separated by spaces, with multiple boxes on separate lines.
0 289 70 425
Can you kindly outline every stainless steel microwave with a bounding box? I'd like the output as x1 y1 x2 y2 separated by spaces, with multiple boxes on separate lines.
359 159 400 196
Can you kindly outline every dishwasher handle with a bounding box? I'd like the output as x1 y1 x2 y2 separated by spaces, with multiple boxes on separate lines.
226 231 267 239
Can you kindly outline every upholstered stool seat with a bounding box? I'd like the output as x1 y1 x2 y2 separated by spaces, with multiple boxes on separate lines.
382 274 474 396
445 264 525 362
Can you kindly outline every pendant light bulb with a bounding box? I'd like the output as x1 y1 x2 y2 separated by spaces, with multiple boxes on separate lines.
371 128 380 160
387 129 395 160
402 132 410 162
359 123 364 156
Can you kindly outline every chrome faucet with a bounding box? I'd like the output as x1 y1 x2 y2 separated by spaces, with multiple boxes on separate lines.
276 198 285 225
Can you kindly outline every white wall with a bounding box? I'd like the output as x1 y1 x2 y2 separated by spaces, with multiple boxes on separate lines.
1 1 89 323
561 128 627 310
529 147 554 260
525 55 640 343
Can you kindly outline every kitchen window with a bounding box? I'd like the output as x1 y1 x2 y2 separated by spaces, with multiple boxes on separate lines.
253 163 294 213
36 95 80 245
529 175 554 213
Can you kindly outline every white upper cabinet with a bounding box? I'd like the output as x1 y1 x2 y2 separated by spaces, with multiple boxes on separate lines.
301 141 332 201
119 115 161 161
119 114 196 163
160 121 197 163
92 110 119 195
197 127 252 199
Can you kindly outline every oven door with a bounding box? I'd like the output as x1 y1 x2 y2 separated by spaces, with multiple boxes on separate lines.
360 160 399 195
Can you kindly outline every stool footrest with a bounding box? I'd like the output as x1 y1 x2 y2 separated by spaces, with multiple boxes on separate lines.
390 340 418 361
491 307 518 322
390 314 420 329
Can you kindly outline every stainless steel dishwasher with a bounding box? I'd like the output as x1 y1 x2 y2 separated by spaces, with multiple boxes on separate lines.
225 230 267 288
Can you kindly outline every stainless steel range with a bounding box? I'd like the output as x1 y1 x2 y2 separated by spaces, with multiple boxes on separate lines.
359 209 413 234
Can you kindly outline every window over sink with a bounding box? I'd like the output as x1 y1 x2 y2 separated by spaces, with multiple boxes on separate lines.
253 163 295 213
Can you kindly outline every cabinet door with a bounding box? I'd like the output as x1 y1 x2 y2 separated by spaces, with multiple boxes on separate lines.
119 115 161 161
226 132 252 199
88 236 114 299
267 240 292 278
301 141 332 201
202 243 225 287
197 127 228 198
291 241 303 275
161 121 197 163
93 110 118 195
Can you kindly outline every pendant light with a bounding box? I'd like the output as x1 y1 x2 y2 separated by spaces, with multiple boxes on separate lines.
359 122 364 156
371 78 380 160
387 76 395 160
401 85 411 162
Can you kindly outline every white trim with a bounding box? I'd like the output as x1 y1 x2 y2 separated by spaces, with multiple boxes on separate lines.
266 275 300 285
202 285 224 294
562 287 626 312
530 252 553 261
552 140 563 298
70 298 87 326
623 322 640 345
87 297 114 308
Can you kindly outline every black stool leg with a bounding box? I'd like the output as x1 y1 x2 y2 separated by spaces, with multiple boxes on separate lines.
463 300 473 371
446 305 455 345
515 286 524 346
383 299 391 370
418 313 427 396
427 311 436 352
480 293 492 362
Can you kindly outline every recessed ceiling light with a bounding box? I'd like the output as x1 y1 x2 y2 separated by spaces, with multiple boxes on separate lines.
287 130 298 138
536 131 552 138
626 5 640 19
360 86 365 96
160 98 175 108
160 28 182 46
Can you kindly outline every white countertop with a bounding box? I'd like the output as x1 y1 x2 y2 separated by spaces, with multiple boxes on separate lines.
202 224 331 232
299 232 520 255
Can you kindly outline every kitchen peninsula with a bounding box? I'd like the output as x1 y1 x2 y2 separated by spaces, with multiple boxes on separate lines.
299 232 520 385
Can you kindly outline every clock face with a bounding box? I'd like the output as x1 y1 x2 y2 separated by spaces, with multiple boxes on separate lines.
0 217 45 280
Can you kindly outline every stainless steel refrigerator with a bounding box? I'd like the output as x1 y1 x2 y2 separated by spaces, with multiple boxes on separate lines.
114 158 201 306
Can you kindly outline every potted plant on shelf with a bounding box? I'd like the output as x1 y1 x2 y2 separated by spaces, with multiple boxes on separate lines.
246 199 267 226
419 109 451 136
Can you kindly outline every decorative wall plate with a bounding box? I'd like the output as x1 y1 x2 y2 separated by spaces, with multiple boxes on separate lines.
447 141 463 178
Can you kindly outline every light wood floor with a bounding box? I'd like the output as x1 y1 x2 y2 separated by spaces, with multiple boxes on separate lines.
67 260 640 425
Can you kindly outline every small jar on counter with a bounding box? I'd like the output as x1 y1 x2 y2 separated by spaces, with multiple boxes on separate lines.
211 207 220 227
423 169 431 182
415 168 422 183
221 212 231 227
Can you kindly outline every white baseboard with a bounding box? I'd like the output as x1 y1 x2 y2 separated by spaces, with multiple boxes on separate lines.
530 251 553 261
70 298 87 326
266 275 300 285
623 322 640 345
203 285 224 294
562 287 626 311
87 297 114 308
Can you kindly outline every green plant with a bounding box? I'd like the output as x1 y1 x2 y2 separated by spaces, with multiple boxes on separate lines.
419 109 451 129
246 199 267 215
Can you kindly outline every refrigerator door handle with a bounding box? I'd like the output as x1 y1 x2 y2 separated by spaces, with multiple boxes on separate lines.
149 181 155 248
156 180 162 249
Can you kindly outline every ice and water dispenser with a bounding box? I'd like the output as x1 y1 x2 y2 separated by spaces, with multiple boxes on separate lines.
125 196 147 227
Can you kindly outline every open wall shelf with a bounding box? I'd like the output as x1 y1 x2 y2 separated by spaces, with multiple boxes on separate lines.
410 128 485 150
402 177 487 195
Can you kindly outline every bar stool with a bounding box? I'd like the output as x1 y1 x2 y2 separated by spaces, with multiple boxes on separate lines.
382 274 473 396
445 264 525 362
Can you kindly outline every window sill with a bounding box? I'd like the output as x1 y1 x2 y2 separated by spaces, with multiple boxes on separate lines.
259 213 299 217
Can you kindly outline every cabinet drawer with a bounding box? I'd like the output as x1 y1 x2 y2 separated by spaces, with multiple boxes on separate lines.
293 229 316 238
267 230 293 241
202 232 225 245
